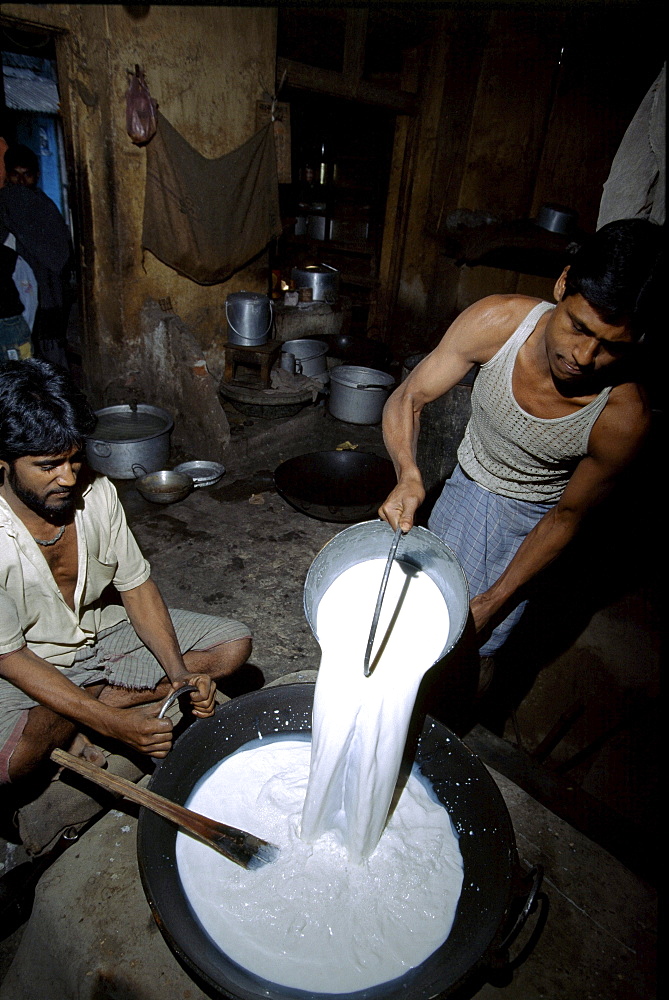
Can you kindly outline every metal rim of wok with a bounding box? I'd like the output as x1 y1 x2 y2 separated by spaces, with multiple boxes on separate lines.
273 451 397 523
137 683 524 1000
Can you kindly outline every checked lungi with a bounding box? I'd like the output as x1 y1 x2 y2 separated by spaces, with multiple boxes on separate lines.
428 464 554 656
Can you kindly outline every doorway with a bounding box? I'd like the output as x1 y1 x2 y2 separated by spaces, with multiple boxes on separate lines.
0 24 71 229
1 21 79 372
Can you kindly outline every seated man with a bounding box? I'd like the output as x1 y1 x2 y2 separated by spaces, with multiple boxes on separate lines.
380 219 662 685
0 358 252 786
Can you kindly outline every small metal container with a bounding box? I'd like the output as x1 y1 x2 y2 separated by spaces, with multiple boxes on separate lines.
535 203 578 234
134 468 193 504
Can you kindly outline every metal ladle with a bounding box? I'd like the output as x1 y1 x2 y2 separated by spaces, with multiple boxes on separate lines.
363 524 403 677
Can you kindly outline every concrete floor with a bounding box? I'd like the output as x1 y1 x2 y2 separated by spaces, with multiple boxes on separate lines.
0 395 659 996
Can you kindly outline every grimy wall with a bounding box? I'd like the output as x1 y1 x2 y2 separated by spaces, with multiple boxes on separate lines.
2 3 277 459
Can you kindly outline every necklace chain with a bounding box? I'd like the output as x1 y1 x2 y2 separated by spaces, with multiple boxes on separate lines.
33 523 66 546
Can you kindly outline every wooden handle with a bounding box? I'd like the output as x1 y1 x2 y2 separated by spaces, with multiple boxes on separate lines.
50 748 278 869
50 748 223 844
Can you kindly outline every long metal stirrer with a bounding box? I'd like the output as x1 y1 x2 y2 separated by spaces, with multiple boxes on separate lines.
363 524 403 677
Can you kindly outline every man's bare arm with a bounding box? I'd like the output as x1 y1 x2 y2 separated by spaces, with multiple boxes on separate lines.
119 577 216 718
379 295 534 531
469 384 650 634
0 646 173 754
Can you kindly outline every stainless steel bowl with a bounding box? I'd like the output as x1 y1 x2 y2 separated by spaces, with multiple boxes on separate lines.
134 469 193 504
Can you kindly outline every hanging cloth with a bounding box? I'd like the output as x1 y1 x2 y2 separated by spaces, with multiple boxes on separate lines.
142 113 281 284
597 63 666 228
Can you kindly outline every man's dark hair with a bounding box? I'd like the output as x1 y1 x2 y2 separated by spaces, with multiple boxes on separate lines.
4 143 39 176
0 358 97 463
563 219 664 342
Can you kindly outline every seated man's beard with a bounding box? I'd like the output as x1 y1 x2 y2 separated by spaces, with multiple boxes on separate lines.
8 468 78 524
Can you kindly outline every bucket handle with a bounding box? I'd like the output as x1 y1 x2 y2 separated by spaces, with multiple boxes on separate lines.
225 298 274 340
354 382 392 390
132 464 149 479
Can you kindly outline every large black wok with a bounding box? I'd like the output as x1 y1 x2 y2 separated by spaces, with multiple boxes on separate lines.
274 450 397 523
138 684 540 1000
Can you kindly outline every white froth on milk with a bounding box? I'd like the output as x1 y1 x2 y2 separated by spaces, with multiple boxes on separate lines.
176 557 464 994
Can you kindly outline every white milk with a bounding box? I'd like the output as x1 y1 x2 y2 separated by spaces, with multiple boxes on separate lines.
176 557 464 994
303 558 451 862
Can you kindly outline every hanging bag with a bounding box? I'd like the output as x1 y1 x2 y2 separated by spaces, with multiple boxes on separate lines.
126 65 158 145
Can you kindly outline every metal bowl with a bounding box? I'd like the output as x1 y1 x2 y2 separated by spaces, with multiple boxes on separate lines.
173 461 226 488
134 469 193 504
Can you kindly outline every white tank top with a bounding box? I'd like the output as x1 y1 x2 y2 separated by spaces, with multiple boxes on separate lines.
457 301 612 502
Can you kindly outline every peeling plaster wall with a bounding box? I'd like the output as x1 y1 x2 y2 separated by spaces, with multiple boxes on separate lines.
2 3 277 452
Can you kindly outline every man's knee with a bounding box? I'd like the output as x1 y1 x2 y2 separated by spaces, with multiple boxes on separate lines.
184 634 252 678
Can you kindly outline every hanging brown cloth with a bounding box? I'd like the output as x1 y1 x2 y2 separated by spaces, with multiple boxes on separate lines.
142 112 281 284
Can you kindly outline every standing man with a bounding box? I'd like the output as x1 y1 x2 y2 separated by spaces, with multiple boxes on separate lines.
0 145 72 368
0 358 252 786
379 220 662 684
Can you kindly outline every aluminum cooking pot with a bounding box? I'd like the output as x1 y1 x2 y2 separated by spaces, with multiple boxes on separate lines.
280 339 328 377
137 684 541 1000
291 264 340 304
86 404 174 480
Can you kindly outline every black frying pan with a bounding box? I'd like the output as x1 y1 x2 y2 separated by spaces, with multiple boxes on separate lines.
274 450 397 523
138 684 540 1000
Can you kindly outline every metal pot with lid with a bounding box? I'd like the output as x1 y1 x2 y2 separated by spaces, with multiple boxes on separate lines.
86 404 174 480
291 264 340 304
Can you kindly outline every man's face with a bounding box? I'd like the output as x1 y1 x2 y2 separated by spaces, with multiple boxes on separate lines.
5 165 38 188
545 288 634 386
2 447 84 521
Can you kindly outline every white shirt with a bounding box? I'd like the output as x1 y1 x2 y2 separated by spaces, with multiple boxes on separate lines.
0 475 150 666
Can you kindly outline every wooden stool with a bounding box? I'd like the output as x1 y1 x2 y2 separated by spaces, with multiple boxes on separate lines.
222 340 282 388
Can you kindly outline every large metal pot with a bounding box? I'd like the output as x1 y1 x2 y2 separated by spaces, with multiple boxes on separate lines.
291 264 340 304
328 365 395 425
280 339 328 376
137 683 540 1000
86 404 174 479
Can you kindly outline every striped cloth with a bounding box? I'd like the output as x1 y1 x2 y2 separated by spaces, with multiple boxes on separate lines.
428 464 553 656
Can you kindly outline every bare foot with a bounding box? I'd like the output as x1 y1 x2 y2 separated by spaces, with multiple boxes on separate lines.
68 732 108 768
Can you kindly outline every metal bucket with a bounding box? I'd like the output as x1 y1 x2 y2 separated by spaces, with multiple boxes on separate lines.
86 404 174 479
225 292 273 346
291 264 340 303
304 520 469 665
328 365 395 425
